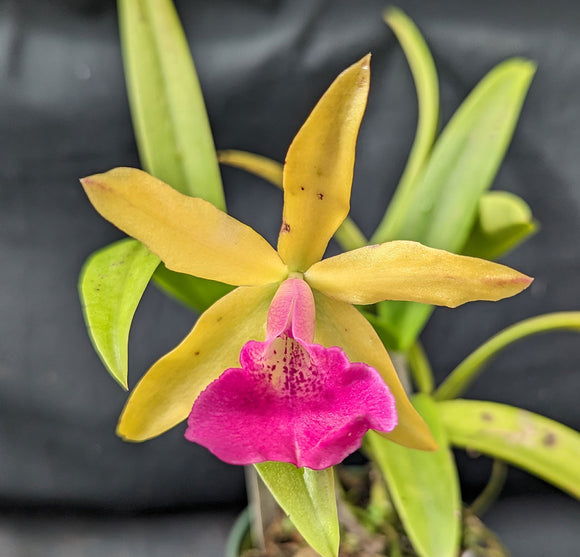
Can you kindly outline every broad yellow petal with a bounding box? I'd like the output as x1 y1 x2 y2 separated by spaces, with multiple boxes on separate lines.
117 283 277 441
277 55 370 271
313 291 437 450
306 240 532 306
81 167 287 286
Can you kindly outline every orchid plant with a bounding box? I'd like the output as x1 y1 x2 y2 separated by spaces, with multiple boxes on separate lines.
79 2 580 556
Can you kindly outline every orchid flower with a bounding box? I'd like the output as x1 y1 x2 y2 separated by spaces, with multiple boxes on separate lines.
81 55 532 469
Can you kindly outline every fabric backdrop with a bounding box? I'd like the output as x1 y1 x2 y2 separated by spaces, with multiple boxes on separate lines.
0 0 579 553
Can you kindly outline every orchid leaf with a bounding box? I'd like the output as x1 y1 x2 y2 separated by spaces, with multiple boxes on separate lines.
79 238 159 389
462 190 538 260
255 462 339 557
218 149 367 251
118 0 224 207
377 58 535 351
82 0 229 382
435 312 580 401
380 58 535 254
360 310 400 353
372 7 439 243
439 400 580 499
152 264 233 314
367 394 461 557
407 341 435 394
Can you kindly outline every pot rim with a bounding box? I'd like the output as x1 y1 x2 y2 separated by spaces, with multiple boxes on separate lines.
225 507 251 557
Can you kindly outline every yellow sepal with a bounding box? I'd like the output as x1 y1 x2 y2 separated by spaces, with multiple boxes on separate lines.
81 167 288 286
313 290 437 450
117 283 277 441
277 55 371 271
306 240 532 306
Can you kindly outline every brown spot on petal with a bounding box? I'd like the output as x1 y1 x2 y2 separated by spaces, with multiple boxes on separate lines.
194 351 200 356
317 193 324 200
280 221 291 233
481 412 494 422
300 186 305 191
543 432 557 447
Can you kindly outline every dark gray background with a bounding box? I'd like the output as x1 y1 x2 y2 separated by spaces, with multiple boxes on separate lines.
1 0 579 554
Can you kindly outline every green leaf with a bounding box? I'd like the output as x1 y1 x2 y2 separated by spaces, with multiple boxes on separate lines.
152 264 234 314
218 149 367 251
79 239 159 389
359 309 400 349
82 0 230 359
406 341 435 394
378 58 536 351
383 58 535 252
439 399 580 499
435 312 580 401
218 149 284 189
367 394 461 557
462 191 538 260
255 462 339 557
372 7 439 244
118 0 225 208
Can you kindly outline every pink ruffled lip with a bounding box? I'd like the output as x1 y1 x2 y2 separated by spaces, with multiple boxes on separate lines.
185 278 398 469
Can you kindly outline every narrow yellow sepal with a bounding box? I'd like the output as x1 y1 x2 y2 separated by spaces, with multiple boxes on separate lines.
313 290 437 451
277 55 371 272
306 240 532 306
117 283 277 441
81 167 288 286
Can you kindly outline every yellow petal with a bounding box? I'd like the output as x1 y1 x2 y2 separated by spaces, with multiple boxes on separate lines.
306 240 532 306
313 290 437 450
277 55 371 271
117 283 277 441
81 167 287 286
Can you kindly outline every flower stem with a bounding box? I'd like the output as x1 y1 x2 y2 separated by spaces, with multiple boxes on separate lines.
434 312 580 401
469 459 508 517
244 465 278 550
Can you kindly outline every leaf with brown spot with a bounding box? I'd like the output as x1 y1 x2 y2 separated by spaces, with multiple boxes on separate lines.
440 399 580 499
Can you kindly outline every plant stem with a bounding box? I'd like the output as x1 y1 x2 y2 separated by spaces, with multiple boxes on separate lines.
434 312 580 401
406 341 434 394
469 459 508 517
244 466 278 550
